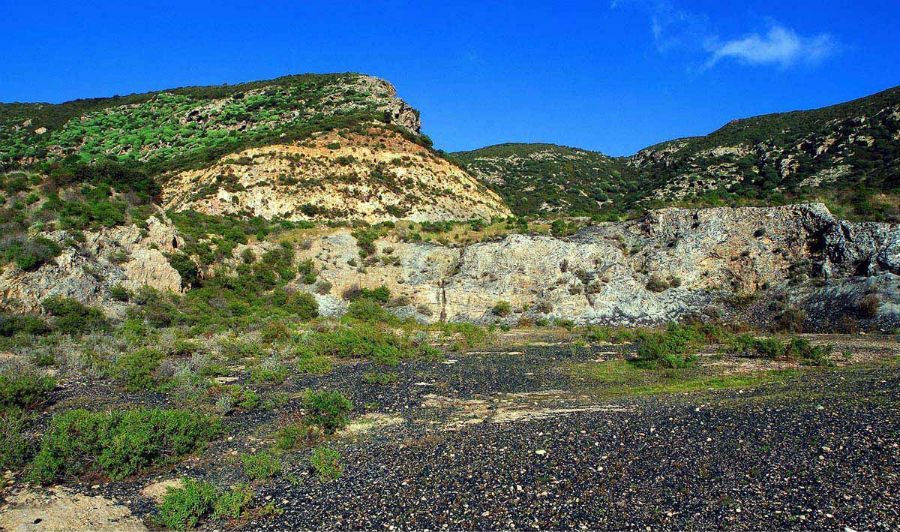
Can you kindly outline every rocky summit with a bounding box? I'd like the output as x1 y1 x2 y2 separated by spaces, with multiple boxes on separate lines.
0 73 898 532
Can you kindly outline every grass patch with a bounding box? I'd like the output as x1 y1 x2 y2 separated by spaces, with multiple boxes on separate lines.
569 359 799 398
0 369 55 412
240 451 282 480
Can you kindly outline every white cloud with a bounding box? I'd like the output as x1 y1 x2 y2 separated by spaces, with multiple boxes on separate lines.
706 25 837 68
611 1 838 70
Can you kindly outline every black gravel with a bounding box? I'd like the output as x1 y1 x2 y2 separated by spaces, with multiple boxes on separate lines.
232 365 899 531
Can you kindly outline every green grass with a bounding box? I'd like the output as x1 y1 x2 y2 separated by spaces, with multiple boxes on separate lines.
156 478 254 530
568 359 799 397
240 451 282 480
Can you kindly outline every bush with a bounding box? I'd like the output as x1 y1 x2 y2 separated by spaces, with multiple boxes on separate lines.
346 299 389 322
1 236 60 271
310 446 342 481
362 371 399 385
0 313 50 337
1 408 33 470
275 423 323 451
296 354 333 375
632 323 708 369
302 390 352 434
298 259 317 284
491 301 511 317
157 478 218 530
29 408 220 483
343 284 390 303
165 252 200 289
42 296 107 334
0 370 56 412
785 337 833 366
728 334 785 359
241 451 282 480
213 483 254 519
283 291 319 320
250 358 289 384
109 283 131 302
113 348 164 391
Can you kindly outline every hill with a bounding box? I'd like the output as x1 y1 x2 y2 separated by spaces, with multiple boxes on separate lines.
0 73 509 223
453 86 900 221
449 143 636 216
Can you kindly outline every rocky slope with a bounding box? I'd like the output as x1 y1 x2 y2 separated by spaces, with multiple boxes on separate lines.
5 203 896 331
454 85 900 220
162 128 510 222
0 73 420 170
450 143 635 215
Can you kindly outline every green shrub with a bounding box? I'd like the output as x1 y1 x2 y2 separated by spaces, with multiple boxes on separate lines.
212 483 254 519
0 408 32 470
165 252 200 289
0 370 56 412
298 259 317 284
0 313 51 337
283 291 319 320
157 478 218 530
28 408 220 483
728 334 786 359
240 451 282 480
296 354 333 375
302 390 352 434
343 284 390 303
346 299 389 322
275 423 323 451
785 337 833 366
250 358 289 384
113 348 164 391
491 301 511 317
109 283 131 302
1 236 61 271
633 325 697 369
310 446 342 481
42 296 107 334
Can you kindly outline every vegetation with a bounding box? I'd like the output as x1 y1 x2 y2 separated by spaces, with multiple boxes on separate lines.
0 369 55 412
302 390 352 434
156 478 254 530
310 446 342 480
241 451 282 480
28 408 220 483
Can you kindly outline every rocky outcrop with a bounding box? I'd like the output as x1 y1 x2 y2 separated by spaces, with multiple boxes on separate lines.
4 204 897 331
292 204 899 330
0 215 182 315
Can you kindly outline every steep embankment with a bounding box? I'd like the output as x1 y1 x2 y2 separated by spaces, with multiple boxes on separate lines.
162 128 510 223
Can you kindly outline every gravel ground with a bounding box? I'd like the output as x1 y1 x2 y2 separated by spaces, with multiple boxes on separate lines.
26 336 900 530
237 364 899 531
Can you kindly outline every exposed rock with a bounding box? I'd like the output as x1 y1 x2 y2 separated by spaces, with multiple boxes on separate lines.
140 478 183 503
163 129 510 223
292 203 899 329
0 488 146 531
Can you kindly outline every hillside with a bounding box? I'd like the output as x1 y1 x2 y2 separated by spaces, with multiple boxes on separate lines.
0 73 422 172
450 143 637 216
163 128 509 222
454 86 900 221
0 73 510 223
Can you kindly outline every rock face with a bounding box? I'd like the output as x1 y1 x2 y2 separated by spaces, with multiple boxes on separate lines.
0 215 182 315
162 129 510 223
3 204 897 331
294 204 899 330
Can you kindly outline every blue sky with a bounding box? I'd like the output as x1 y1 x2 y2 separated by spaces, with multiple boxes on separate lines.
1 1 898 155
